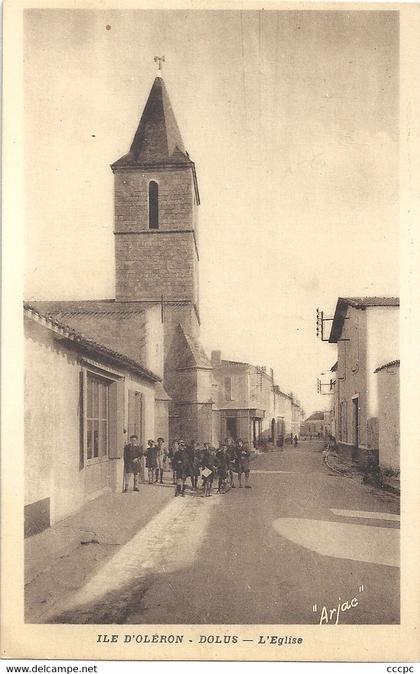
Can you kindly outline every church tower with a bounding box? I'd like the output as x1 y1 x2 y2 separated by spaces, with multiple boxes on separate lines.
112 73 200 335
112 70 214 443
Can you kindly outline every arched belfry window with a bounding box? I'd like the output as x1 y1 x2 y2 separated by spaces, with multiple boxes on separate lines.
148 181 159 229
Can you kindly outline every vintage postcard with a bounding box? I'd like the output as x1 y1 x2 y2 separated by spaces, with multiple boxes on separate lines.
1 0 420 662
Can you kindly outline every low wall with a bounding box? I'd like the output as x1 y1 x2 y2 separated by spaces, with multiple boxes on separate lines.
336 442 374 469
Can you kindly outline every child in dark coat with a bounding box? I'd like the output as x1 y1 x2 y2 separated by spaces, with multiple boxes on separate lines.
236 439 252 488
145 440 158 484
215 444 229 493
173 440 189 497
200 443 215 497
123 434 142 492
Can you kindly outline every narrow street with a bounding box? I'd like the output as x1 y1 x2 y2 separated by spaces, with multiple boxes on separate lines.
37 441 399 625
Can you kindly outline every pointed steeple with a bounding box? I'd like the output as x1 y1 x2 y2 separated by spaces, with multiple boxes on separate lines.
112 77 191 168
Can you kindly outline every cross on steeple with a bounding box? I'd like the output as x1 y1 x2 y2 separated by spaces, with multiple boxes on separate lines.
154 55 165 74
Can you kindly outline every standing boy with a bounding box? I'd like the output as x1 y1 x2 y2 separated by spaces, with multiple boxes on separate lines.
226 437 236 488
240 441 252 489
145 439 158 484
201 442 215 497
215 442 229 493
156 437 166 483
123 435 142 492
173 440 188 497
168 440 179 484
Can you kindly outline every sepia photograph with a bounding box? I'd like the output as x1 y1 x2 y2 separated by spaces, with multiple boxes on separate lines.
2 0 420 663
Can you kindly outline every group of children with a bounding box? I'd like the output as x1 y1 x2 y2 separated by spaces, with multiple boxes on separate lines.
123 435 252 497
123 435 167 491
170 438 252 497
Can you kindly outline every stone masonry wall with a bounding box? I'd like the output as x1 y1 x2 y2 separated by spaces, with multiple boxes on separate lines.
114 168 194 233
113 158 206 446
114 165 199 306
49 311 148 367
115 232 197 302
170 402 213 445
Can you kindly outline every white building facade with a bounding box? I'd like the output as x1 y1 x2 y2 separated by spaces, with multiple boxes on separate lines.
24 305 162 536
328 297 399 462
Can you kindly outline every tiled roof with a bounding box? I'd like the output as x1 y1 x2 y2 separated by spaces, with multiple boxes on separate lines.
220 359 250 368
27 299 196 317
342 297 400 308
329 296 399 343
27 300 153 367
28 300 150 316
305 411 325 422
24 303 161 383
374 359 400 373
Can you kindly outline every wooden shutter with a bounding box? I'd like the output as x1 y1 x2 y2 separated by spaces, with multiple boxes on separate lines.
128 389 135 438
108 379 124 459
79 370 87 470
127 390 143 443
135 392 143 442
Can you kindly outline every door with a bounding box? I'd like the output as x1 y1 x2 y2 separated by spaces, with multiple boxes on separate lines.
271 418 276 443
352 397 359 457
252 418 258 446
226 417 237 441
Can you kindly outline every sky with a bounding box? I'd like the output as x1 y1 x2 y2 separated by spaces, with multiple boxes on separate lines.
24 9 399 416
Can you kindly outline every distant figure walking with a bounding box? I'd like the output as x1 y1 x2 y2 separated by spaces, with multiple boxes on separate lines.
293 435 298 447
123 434 142 492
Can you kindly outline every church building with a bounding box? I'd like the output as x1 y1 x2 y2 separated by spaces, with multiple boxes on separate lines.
30 72 214 447
25 69 304 531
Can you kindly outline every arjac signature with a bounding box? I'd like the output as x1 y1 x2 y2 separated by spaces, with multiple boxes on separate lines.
312 585 364 625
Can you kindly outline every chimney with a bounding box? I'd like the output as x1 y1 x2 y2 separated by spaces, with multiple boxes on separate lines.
211 350 221 367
